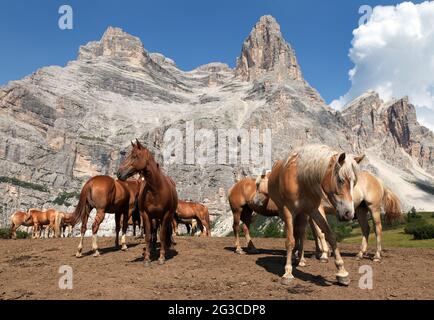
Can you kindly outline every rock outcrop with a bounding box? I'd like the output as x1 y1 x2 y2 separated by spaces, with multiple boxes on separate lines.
1 15 433 234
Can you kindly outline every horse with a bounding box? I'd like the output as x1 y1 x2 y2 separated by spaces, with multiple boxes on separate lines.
228 177 279 254
26 208 61 239
309 170 402 262
9 211 33 239
57 212 74 237
173 200 211 237
117 139 178 266
255 144 364 286
173 217 198 236
70 176 141 257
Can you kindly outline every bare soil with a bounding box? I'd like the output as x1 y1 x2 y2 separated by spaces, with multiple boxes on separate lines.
0 236 433 300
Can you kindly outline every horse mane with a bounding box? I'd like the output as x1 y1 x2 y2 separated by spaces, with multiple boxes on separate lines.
294 145 359 188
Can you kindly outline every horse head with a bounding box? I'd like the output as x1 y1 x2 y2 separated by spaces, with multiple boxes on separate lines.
321 153 364 221
117 139 152 181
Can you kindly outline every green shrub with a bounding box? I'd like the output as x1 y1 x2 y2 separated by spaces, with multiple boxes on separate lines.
404 221 434 240
0 176 48 192
52 191 80 206
0 228 10 239
0 228 30 239
263 220 285 238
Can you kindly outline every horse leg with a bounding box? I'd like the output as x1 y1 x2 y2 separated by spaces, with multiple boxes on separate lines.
91 209 105 257
313 206 330 262
33 223 40 239
310 209 349 286
158 213 172 265
371 207 382 262
293 213 308 267
232 208 244 254
356 207 370 260
76 213 89 258
281 207 296 285
121 210 129 251
241 208 257 253
142 213 152 266
115 214 121 249
10 223 17 239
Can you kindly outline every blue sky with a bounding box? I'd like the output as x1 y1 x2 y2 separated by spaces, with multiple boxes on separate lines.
0 0 425 104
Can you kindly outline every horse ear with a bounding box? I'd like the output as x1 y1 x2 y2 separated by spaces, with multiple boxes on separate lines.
135 138 143 149
354 154 365 164
131 140 135 147
337 153 346 166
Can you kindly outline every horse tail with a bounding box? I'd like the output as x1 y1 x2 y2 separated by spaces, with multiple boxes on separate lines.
204 207 211 236
132 198 140 223
382 186 402 225
71 180 92 226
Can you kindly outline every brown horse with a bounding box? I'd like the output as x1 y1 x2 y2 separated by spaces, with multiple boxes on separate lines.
70 176 141 257
174 200 211 237
256 145 364 285
27 208 61 239
173 217 198 236
310 170 402 262
117 139 178 266
228 177 279 254
9 211 33 239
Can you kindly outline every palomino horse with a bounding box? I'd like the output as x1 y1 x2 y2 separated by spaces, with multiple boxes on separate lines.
255 145 364 285
9 211 33 239
310 171 402 262
26 208 62 239
117 139 178 266
173 200 211 237
228 177 279 254
58 212 74 237
70 176 141 257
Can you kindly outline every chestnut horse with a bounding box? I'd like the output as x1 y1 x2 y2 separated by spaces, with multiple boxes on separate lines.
173 200 211 237
310 170 402 262
228 177 279 254
255 145 364 285
9 211 33 239
117 139 178 266
27 208 61 239
70 176 141 257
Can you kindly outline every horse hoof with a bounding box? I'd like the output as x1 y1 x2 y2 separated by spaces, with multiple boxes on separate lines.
144 260 151 267
373 257 381 262
235 248 245 255
281 276 294 285
298 260 307 267
121 246 128 251
336 275 350 286
158 259 166 265
320 257 329 263
93 251 100 257
75 252 82 258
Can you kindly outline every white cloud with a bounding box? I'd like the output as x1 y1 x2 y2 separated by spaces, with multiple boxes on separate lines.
332 1 434 131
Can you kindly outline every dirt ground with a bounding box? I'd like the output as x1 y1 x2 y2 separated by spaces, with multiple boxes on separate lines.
0 236 433 300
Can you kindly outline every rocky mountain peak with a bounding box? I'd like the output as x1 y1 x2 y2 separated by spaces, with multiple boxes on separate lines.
235 15 303 82
78 26 149 68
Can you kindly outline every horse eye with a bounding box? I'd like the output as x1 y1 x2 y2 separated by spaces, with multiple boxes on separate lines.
120 151 126 156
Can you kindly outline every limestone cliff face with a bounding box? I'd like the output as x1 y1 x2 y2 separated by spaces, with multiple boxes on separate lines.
235 15 303 82
0 15 433 233
342 92 434 173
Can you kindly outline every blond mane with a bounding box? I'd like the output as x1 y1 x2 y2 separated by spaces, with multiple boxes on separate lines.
290 145 359 188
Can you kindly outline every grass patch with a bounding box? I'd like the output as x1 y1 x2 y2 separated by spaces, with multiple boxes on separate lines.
0 176 48 192
52 191 80 206
80 135 105 142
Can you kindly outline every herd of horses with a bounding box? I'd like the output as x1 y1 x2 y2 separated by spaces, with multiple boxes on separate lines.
8 140 402 286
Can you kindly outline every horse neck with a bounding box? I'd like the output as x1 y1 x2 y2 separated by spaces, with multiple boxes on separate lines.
142 157 164 191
